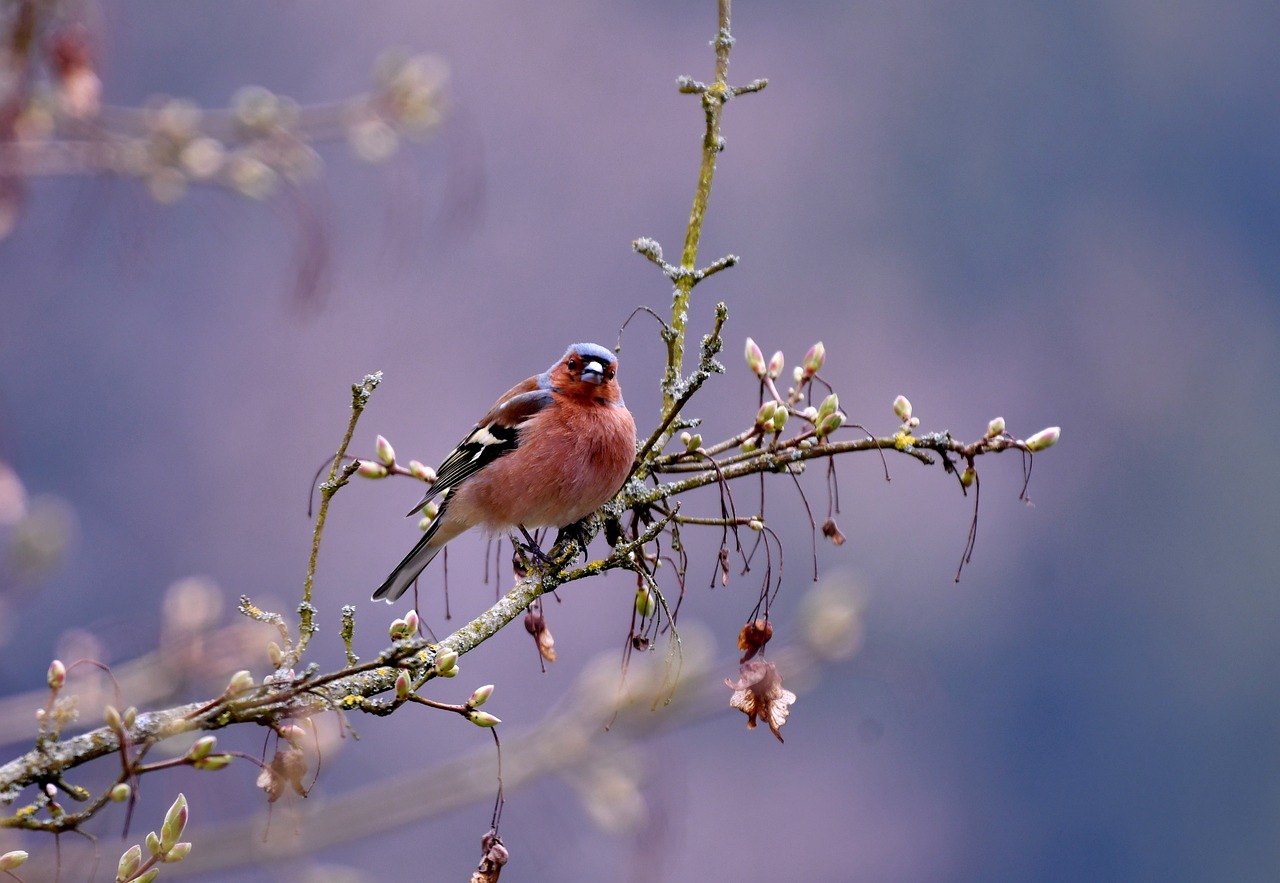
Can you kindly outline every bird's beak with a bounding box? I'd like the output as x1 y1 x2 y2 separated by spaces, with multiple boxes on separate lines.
581 360 606 383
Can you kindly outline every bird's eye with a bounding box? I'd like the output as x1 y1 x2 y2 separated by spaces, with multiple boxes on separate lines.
606 368 615 380
567 358 578 371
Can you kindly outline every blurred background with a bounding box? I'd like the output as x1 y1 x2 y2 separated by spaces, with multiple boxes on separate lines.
2 2 1278 881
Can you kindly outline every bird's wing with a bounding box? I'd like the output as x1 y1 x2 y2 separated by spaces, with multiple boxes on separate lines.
406 387 554 516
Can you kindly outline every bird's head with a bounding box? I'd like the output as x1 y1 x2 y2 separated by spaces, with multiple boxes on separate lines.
550 343 624 403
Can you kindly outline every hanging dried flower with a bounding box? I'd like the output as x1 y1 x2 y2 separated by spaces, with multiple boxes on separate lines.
725 660 796 743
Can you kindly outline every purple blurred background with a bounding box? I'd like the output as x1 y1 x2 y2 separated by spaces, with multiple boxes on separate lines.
2 2 1279 880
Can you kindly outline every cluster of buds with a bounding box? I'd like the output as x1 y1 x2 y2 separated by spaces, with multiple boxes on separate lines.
187 735 234 771
348 52 450 163
389 608 420 640
813 393 844 438
892 395 919 429
678 431 703 453
465 684 500 727
117 793 192 881
754 400 789 433
433 647 459 678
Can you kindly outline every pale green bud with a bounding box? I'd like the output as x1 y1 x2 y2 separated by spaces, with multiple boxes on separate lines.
434 648 458 675
146 831 162 857
960 466 976 488
163 842 192 863
47 659 66 690
893 395 912 423
357 459 389 479
767 350 785 379
110 783 132 802
1025 426 1061 452
986 416 1006 438
803 341 826 377
685 432 702 452
187 736 217 761
817 393 839 421
104 704 122 730
467 710 502 727
192 754 233 771
409 460 437 483
0 851 28 871
771 406 789 432
755 400 777 427
118 844 143 879
135 869 161 883
468 684 495 707
375 434 396 466
635 587 657 618
741 438 758 453
226 670 254 695
160 792 188 852
744 338 766 378
395 670 411 701
817 413 845 437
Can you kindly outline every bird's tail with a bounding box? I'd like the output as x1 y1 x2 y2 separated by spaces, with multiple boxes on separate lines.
371 528 444 603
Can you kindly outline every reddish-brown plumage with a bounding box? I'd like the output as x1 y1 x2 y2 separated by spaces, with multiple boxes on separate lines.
372 343 636 602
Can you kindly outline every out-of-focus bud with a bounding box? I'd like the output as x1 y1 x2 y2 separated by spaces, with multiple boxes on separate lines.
744 338 766 378
226 670 255 695
772 406 789 432
803 341 826 378
104 705 122 730
817 393 839 422
409 460 437 483
118 844 143 880
357 459 389 479
467 710 502 727
47 659 66 690
960 466 976 488
279 724 306 748
893 395 912 423
1025 426 1061 452
0 851 28 872
110 783 132 802
192 754 233 771
635 587 657 618
267 641 284 667
748 517 764 531
395 670 411 701
817 412 845 438
375 435 396 466
136 868 161 883
986 416 1006 438
187 736 217 762
160 793 188 852
741 438 758 453
468 684 495 707
767 350 785 379
755 401 777 427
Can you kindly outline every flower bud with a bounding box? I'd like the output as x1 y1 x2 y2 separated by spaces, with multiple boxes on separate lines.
817 412 845 437
803 341 826 377
679 431 691 447
403 609 419 633
357 459 389 479
104 705 122 730
434 648 458 675
744 338 766 378
226 670 255 695
146 830 162 857
395 670 411 701
409 460 437 483
748 517 764 531
160 793 188 852
389 617 411 640
163 842 192 863
817 393 839 422
986 416 1006 438
468 684 495 707
267 641 284 667
0 851 27 872
187 736 217 761
118 844 143 879
767 350 785 379
192 754 233 771
1025 426 1061 452
635 587 657 618
685 432 702 452
279 724 306 747
47 659 66 690
740 438 757 453
110 783 132 802
893 395 912 423
467 710 502 727
755 400 777 427
960 466 976 488
375 434 396 466
771 406 789 432
136 868 161 883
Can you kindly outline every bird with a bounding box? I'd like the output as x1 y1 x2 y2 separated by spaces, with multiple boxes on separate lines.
372 342 637 603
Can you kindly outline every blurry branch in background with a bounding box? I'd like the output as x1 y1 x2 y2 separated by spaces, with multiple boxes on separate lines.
0 0 1061 878
0 0 450 307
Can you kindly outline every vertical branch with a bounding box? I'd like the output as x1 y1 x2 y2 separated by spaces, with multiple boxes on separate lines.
665 0 735 411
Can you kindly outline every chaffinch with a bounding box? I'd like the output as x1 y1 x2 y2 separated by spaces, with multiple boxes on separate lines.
372 342 637 602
